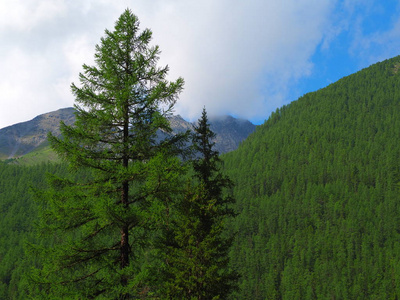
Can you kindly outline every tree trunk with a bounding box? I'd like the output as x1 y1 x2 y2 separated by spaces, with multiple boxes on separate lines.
120 181 130 268
120 105 130 295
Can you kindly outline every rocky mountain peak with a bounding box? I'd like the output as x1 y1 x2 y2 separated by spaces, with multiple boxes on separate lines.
0 108 256 160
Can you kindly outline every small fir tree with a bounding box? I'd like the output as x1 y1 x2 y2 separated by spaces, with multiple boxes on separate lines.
162 108 239 299
29 9 185 299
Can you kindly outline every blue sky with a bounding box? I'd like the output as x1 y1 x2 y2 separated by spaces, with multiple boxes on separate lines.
292 0 400 108
1 0 400 129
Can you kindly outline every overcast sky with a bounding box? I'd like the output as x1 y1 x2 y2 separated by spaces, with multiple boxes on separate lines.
1 0 400 129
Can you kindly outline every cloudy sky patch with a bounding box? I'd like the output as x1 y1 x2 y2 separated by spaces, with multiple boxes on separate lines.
1 0 400 128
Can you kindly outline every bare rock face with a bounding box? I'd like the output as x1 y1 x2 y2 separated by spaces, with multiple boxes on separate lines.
0 108 256 159
165 114 256 154
208 115 256 154
0 108 75 159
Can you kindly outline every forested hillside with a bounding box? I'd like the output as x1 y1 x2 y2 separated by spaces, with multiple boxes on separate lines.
223 55 400 298
0 162 70 298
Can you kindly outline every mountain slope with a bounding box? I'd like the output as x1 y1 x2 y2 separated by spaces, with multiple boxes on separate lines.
167 114 256 154
223 56 400 299
0 108 75 160
0 109 255 161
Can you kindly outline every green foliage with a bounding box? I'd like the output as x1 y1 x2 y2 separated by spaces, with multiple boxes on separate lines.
223 55 400 299
161 109 238 299
29 9 186 299
0 161 70 299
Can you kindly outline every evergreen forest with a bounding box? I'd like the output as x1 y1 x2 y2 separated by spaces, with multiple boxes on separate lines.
224 55 400 299
2 18 400 299
0 162 70 298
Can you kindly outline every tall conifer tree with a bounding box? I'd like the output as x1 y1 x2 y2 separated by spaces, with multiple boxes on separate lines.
162 108 239 299
30 9 185 299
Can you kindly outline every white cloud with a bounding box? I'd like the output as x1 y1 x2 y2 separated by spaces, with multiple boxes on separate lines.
0 0 125 129
136 0 336 121
0 0 67 31
0 48 61 125
2 0 398 129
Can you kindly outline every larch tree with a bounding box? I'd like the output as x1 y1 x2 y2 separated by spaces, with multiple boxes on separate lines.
161 108 239 299
29 9 185 299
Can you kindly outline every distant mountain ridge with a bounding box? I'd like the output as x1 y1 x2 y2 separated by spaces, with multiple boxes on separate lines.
0 108 256 160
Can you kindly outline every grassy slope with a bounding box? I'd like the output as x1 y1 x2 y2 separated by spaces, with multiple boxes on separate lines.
12 144 60 166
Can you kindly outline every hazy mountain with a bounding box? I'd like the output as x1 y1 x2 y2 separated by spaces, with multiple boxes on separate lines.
0 108 255 160
168 114 257 154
